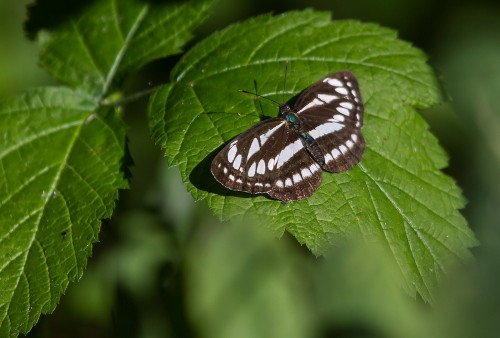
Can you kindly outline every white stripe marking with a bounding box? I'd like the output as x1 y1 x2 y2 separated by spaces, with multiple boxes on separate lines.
248 162 256 177
335 87 349 95
255 182 263 187
351 89 358 97
257 159 265 175
351 134 358 142
285 178 293 187
228 145 237 162
324 153 333 163
317 94 337 103
339 145 348 154
229 174 235 181
297 98 323 114
236 178 242 183
247 138 260 160
332 149 341 159
265 183 271 188
260 122 285 145
346 140 354 149
276 180 284 188
276 139 304 168
308 122 344 139
233 154 242 170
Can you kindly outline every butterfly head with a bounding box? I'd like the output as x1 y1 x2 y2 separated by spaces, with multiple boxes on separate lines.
279 103 293 117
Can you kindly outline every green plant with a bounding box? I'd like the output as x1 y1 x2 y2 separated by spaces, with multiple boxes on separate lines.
0 1 476 336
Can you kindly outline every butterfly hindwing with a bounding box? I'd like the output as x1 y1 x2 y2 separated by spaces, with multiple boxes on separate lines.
295 71 365 172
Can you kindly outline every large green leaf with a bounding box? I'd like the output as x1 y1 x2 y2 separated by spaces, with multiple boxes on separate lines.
39 0 212 96
149 10 477 302
0 88 126 335
1 0 212 335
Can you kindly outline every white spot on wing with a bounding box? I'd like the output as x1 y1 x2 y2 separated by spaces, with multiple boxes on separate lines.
308 122 344 139
247 138 260 160
332 149 341 159
233 154 242 170
339 145 348 154
336 107 350 116
276 139 304 168
257 159 265 175
229 174 235 181
255 182 263 187
276 180 284 188
248 162 256 177
340 102 353 109
285 178 293 187
351 134 358 142
335 87 349 95
293 173 302 183
301 168 312 178
326 78 343 87
228 145 237 162
324 153 333 163
223 167 228 174
236 178 242 183
309 163 320 172
346 140 354 149
317 94 337 103
333 114 345 122
268 158 274 170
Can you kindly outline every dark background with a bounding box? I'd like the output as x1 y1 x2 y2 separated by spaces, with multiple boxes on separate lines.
1 0 500 337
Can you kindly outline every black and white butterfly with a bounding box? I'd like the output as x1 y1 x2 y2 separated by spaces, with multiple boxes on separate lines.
211 70 365 202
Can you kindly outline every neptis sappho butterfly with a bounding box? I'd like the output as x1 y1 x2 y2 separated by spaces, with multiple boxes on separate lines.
211 63 365 202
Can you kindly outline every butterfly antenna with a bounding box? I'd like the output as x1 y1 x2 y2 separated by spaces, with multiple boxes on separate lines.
282 60 289 104
239 89 281 106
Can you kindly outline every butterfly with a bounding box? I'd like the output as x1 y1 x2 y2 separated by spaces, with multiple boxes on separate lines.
210 68 365 202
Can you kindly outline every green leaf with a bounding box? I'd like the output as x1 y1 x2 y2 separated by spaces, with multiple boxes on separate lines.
149 10 477 302
0 87 126 335
1 0 213 335
39 0 212 96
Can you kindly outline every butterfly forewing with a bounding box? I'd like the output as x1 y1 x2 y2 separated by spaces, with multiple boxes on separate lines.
211 118 285 194
295 71 365 172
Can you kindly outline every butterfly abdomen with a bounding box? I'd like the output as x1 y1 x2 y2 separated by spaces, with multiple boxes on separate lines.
300 132 326 167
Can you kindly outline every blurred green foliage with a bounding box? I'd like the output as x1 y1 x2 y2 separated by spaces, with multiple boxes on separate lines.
1 0 499 337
